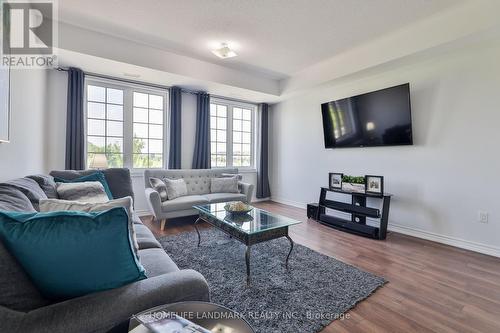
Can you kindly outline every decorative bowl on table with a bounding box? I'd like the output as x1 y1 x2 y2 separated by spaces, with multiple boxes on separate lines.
224 201 253 215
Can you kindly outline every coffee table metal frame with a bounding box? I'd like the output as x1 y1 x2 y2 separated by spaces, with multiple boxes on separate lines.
193 209 295 284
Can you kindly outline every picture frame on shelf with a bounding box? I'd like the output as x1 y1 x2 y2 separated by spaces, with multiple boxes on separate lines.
365 175 384 195
329 173 343 190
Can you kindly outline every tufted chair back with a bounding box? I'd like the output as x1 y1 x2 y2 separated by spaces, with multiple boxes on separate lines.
144 168 238 195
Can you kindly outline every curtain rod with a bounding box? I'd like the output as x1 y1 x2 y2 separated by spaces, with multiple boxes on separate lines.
55 67 261 105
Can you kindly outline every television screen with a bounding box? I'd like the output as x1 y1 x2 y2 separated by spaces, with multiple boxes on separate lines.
321 83 412 148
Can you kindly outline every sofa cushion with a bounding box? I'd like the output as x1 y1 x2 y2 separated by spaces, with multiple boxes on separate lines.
55 181 110 203
39 197 139 254
204 193 247 203
0 185 36 212
54 172 113 200
0 241 49 312
161 195 209 212
134 224 162 249
210 177 239 194
0 208 146 300
26 174 58 199
1 178 47 211
164 178 188 200
149 177 168 202
50 168 134 202
138 248 179 278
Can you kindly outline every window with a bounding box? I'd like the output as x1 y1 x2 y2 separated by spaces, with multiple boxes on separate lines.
210 99 255 168
85 79 167 169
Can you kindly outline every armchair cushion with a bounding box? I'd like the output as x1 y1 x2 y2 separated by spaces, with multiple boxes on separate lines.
53 172 113 200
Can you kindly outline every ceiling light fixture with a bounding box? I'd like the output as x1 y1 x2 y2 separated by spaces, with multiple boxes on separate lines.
211 43 238 59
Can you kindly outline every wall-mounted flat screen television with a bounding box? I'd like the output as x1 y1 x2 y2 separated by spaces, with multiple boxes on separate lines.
321 83 412 148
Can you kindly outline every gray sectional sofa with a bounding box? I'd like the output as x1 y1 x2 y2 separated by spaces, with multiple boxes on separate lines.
144 168 254 225
0 168 209 333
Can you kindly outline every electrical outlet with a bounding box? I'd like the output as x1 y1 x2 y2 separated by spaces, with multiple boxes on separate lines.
478 211 488 224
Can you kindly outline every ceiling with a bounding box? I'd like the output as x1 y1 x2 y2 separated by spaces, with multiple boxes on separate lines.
58 0 465 80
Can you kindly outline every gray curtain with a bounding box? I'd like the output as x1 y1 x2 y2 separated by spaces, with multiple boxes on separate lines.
65 67 85 170
257 103 271 198
192 92 211 169
168 86 182 169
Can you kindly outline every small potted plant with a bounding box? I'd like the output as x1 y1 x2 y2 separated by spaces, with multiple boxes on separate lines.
342 175 365 193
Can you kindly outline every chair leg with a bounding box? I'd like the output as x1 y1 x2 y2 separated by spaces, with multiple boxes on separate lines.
160 219 167 231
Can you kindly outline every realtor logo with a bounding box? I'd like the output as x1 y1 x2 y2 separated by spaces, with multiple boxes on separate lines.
1 0 57 68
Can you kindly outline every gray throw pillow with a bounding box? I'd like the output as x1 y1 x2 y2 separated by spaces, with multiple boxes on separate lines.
221 173 243 181
163 178 188 200
211 177 239 193
26 174 58 199
149 177 168 202
56 181 109 203
39 197 139 255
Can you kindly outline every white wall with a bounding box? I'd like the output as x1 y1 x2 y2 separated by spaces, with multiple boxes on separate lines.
0 69 49 181
270 41 500 256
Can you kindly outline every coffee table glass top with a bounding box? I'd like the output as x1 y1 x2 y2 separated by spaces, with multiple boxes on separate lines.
193 203 301 235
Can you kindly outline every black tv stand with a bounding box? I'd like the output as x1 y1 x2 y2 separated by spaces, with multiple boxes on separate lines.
316 187 392 240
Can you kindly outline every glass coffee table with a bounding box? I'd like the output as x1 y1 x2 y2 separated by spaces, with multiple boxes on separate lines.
193 203 301 284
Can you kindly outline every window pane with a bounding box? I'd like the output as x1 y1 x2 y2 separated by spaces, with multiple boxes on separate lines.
242 144 251 155
107 88 123 104
210 116 217 129
149 154 163 168
88 102 105 119
217 155 227 167
217 105 227 117
149 139 163 153
149 110 163 124
106 153 124 167
133 123 148 138
242 120 251 132
217 117 226 130
241 155 251 167
149 124 163 139
88 119 105 136
88 85 105 102
217 130 226 142
233 131 241 143
233 144 241 155
210 104 216 116
233 156 242 166
133 92 148 108
149 95 163 110
242 132 251 144
210 130 216 141
211 155 217 166
87 136 105 152
133 154 149 168
133 107 148 123
107 137 123 153
233 120 242 131
217 142 226 154
211 143 216 153
242 109 252 120
107 121 123 137
233 108 242 119
107 104 123 121
133 137 148 154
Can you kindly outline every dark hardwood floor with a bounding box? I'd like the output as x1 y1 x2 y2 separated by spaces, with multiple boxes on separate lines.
141 201 500 333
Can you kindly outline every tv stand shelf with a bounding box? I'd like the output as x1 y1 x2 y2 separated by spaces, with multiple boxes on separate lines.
316 187 392 240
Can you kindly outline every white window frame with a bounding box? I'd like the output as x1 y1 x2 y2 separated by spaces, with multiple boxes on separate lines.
210 97 257 170
84 77 169 171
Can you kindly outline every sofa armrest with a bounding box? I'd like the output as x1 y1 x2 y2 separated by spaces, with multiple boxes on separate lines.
145 187 162 219
239 181 254 203
17 270 209 333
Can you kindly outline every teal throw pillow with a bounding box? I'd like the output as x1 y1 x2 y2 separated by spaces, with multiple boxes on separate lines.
54 171 113 199
0 207 145 300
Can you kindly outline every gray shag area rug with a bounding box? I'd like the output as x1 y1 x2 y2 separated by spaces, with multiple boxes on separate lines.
158 227 386 333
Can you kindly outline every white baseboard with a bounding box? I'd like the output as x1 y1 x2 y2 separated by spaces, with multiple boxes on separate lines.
271 196 500 258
